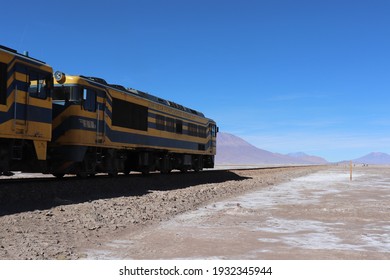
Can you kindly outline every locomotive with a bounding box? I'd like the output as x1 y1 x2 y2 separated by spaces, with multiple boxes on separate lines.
0 45 53 176
0 45 217 177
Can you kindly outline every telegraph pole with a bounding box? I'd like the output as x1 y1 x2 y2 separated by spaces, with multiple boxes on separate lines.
350 160 353 181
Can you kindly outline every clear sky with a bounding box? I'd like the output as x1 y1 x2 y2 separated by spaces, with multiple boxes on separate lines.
2 0 390 162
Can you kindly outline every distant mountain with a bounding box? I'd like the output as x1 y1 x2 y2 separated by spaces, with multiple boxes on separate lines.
352 152 390 164
215 132 326 165
287 152 328 164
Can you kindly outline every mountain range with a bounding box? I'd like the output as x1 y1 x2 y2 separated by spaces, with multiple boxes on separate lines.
215 132 390 165
215 132 327 165
352 152 390 164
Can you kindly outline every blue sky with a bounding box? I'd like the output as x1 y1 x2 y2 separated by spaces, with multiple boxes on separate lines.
2 0 390 162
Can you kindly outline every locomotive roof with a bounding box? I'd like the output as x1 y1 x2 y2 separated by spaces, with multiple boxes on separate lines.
0 45 49 66
79 75 207 118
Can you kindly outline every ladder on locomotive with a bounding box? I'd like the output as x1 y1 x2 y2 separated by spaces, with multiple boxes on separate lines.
13 83 29 135
12 83 28 160
95 101 105 163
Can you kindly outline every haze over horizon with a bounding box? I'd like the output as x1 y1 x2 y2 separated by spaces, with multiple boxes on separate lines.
216 131 390 164
2 0 389 162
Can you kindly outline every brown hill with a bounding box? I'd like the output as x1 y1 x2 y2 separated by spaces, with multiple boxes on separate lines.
215 132 326 165
352 152 390 164
287 152 328 164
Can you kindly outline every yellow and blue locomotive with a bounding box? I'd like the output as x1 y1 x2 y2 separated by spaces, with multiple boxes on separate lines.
1 44 217 177
0 45 53 175
49 72 217 177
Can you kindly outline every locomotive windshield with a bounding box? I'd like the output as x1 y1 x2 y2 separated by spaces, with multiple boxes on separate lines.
52 85 81 105
28 72 53 100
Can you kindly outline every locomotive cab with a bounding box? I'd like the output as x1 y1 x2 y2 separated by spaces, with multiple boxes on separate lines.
0 45 53 175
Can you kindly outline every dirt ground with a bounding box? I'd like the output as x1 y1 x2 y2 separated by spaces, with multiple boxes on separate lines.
87 165 390 260
1 165 389 260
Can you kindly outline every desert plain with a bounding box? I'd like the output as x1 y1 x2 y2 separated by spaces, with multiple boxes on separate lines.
1 165 389 259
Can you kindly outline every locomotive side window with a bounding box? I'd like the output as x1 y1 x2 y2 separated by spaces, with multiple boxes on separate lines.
52 86 82 104
166 117 174 132
112 98 148 131
198 126 207 138
188 123 198 137
82 88 96 112
176 120 183 134
156 114 165 130
211 124 217 137
0 62 6 105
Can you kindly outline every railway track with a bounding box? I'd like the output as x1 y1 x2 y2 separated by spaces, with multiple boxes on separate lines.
0 166 323 216
0 164 318 181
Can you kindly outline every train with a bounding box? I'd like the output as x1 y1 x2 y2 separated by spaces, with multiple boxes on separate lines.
0 45 217 177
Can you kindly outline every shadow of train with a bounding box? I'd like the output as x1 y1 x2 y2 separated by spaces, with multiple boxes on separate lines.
0 170 251 216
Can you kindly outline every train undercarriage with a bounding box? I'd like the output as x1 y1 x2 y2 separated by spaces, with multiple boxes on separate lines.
0 139 46 176
47 146 214 178
1 139 215 178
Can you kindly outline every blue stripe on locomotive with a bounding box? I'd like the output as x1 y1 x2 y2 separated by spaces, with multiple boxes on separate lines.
0 103 52 124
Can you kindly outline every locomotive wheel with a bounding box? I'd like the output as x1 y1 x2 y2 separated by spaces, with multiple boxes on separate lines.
123 166 131 176
159 155 172 174
53 173 65 179
141 167 150 175
108 170 118 177
105 149 119 177
77 172 88 179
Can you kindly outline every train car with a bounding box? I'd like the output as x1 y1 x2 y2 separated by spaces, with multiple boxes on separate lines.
48 72 217 177
0 45 53 175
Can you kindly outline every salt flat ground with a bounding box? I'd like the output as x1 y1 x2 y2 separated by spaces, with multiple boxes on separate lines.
85 165 390 259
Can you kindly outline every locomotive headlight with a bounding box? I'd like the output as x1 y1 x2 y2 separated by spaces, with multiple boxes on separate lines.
54 71 66 84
